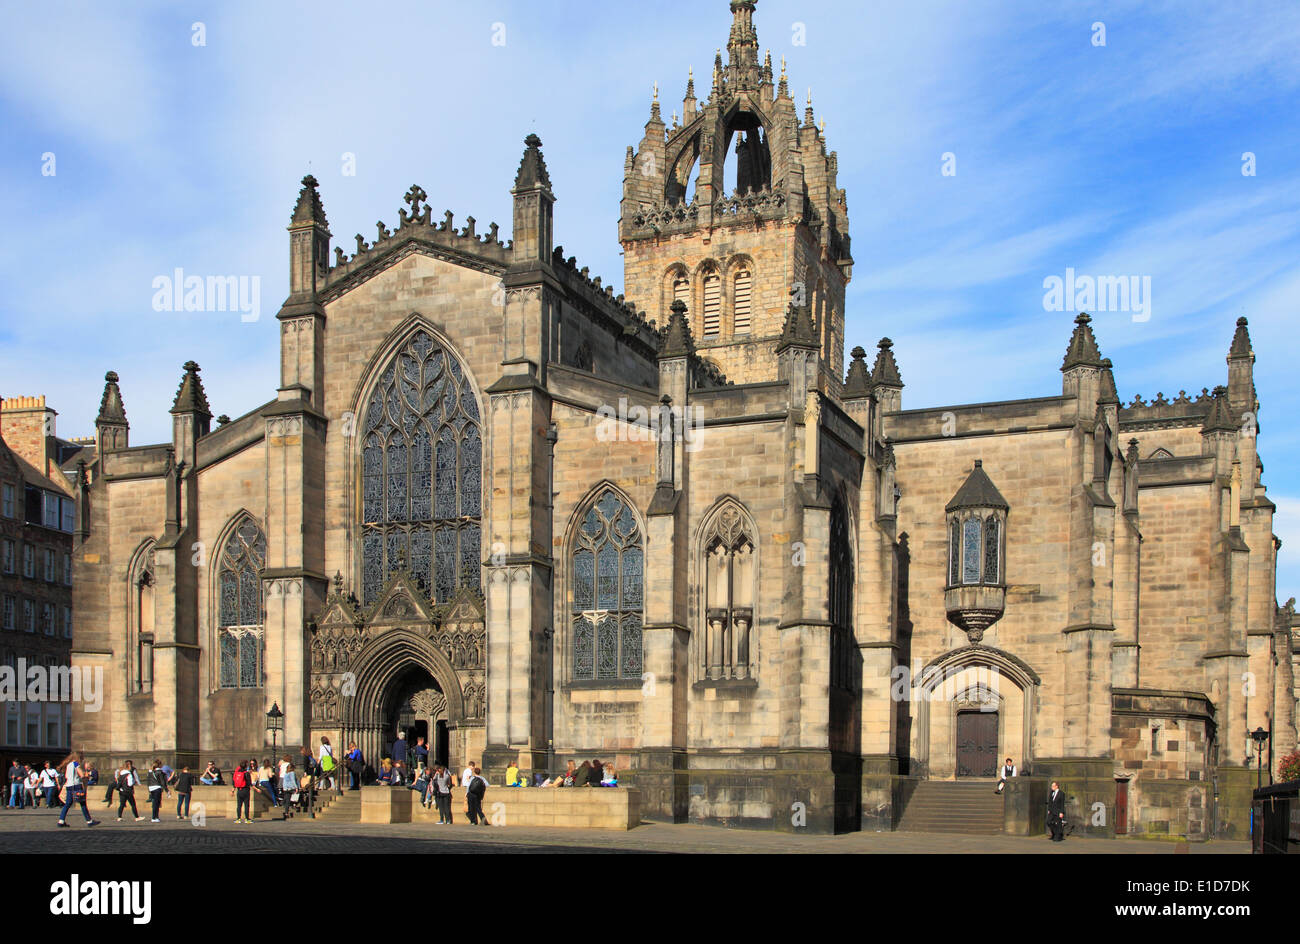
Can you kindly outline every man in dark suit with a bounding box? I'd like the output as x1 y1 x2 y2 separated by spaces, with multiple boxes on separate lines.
1047 781 1067 841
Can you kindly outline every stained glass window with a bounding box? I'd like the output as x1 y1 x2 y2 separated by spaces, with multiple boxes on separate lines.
571 489 643 680
983 516 1000 584
360 330 483 604
962 518 981 585
217 518 266 689
949 523 960 587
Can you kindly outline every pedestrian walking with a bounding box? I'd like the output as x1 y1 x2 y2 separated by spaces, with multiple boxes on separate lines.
115 760 142 821
432 764 453 824
171 764 193 819
466 765 489 826
6 759 22 809
1047 780 1067 842
55 752 99 827
146 759 170 822
40 761 60 807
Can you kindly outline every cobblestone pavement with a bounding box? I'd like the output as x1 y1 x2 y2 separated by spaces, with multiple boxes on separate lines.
0 808 1249 854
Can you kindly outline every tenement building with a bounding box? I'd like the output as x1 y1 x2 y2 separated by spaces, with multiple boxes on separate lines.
69 2 1295 837
1 396 83 766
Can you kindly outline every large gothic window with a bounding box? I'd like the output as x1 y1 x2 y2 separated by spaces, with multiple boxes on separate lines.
361 330 482 605
571 489 643 681
703 501 756 680
218 518 266 689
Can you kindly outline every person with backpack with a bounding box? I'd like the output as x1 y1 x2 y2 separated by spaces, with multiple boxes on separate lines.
115 760 142 821
170 764 194 819
231 761 252 824
466 765 489 826
55 752 99 828
318 736 337 792
146 759 170 822
431 764 454 825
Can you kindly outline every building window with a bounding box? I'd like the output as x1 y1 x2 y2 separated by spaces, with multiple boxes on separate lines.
131 546 156 694
947 513 1006 588
62 605 72 639
2 596 13 631
360 329 482 605
671 270 690 316
25 704 39 747
571 488 643 681
702 501 756 680
44 549 55 583
42 492 59 529
701 269 721 337
1 539 12 574
732 268 752 336
1 483 13 518
4 703 16 744
62 553 71 586
23 545 34 579
46 707 61 748
23 600 34 633
41 603 53 636
218 519 266 689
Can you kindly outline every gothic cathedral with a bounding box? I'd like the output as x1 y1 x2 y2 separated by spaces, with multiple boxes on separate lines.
70 1 1296 837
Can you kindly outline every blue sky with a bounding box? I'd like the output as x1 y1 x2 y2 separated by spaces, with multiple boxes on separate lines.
1 0 1298 596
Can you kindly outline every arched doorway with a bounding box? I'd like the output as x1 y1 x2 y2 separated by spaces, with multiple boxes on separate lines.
912 645 1040 779
338 627 467 776
381 665 450 768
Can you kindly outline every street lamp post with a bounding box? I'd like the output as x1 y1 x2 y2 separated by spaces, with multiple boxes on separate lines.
266 703 284 763
1250 727 1269 791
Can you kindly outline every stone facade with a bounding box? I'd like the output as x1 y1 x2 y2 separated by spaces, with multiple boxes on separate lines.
67 1 1295 837
0 396 83 766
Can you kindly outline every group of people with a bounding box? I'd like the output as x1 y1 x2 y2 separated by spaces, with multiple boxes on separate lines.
7 759 66 809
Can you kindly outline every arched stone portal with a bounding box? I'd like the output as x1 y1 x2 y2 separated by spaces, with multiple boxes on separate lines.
339 628 466 774
911 645 1040 780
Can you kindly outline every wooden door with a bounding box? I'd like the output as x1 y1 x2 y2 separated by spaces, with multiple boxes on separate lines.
956 710 998 777
1115 779 1128 835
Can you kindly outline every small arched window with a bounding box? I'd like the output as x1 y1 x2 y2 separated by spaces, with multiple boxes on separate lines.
732 269 752 336
571 489 643 681
218 518 266 689
701 269 721 338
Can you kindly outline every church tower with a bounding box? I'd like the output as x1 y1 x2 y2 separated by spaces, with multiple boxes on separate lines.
619 0 852 385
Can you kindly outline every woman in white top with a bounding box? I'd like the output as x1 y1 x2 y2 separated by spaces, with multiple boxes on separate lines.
24 768 39 807
39 762 60 807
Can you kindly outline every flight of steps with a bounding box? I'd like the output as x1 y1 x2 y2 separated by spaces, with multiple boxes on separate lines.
896 780 1005 835
302 790 362 823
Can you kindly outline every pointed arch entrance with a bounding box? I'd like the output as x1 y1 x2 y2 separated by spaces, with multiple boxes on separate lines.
340 628 466 773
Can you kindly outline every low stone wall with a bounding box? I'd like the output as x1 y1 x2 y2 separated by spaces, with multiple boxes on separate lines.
187 784 276 819
1001 777 1047 835
359 785 641 829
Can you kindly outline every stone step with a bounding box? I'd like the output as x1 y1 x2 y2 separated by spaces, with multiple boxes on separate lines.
897 780 1006 835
